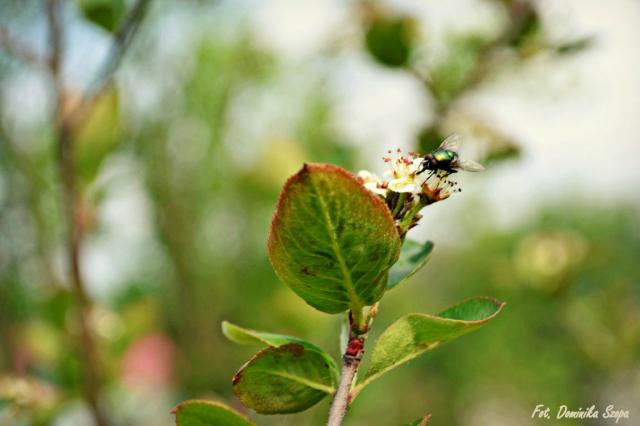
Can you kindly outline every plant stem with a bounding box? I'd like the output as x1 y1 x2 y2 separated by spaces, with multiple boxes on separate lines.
76 0 152 115
44 1 152 421
47 1 107 425
327 311 369 426
392 192 406 218
397 199 427 236
327 357 359 426
349 307 367 334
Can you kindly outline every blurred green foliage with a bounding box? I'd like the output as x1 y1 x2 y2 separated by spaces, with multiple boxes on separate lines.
350 204 640 426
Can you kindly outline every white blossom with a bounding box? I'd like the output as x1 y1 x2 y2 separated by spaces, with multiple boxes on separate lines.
358 148 462 199
357 170 388 196
384 154 425 194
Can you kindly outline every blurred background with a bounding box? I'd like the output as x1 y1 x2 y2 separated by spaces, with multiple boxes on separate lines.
0 0 639 425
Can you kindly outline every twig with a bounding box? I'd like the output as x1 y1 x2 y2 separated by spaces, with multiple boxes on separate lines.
410 1 541 115
327 358 359 426
327 311 369 426
70 0 152 120
44 0 154 418
45 0 150 424
46 2 110 425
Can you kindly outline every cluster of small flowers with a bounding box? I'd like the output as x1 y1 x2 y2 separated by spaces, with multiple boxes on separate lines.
357 149 461 200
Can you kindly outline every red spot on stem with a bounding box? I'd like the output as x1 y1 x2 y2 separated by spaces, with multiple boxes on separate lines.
346 337 364 357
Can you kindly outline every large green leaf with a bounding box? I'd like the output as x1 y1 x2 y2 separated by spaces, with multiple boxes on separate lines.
355 297 505 395
268 163 401 314
172 400 255 426
221 321 339 379
387 239 434 290
232 343 337 414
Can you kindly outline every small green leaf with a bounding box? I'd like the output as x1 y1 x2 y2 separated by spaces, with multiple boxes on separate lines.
268 163 401 314
233 343 337 414
74 88 123 185
76 0 125 33
365 16 416 68
221 321 339 378
171 400 255 426
387 239 434 290
355 297 505 394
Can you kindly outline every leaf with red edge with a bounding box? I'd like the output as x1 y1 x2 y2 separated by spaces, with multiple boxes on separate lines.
268 163 401 314
232 343 337 414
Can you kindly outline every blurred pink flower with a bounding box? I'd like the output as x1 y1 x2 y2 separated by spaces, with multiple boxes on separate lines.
120 332 176 391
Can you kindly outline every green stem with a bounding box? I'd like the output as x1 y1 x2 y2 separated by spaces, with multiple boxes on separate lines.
392 193 406 218
398 199 427 236
350 307 367 335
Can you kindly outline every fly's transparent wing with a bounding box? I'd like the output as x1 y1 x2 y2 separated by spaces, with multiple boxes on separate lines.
438 134 461 153
456 158 485 172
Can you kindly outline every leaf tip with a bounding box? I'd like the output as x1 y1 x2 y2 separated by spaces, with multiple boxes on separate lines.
170 399 199 415
472 296 506 322
232 370 243 386
222 320 245 344
419 413 433 425
482 296 507 314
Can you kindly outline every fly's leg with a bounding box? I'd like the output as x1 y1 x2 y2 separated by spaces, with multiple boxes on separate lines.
417 162 427 174
436 171 452 189
424 170 436 183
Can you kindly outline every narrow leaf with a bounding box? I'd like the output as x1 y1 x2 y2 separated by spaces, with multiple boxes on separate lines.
221 321 339 378
387 239 434 290
172 400 255 426
233 343 337 414
268 163 401 314
355 297 505 394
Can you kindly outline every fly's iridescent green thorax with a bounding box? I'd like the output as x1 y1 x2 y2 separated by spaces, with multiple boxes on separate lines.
432 149 457 164
417 134 485 175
